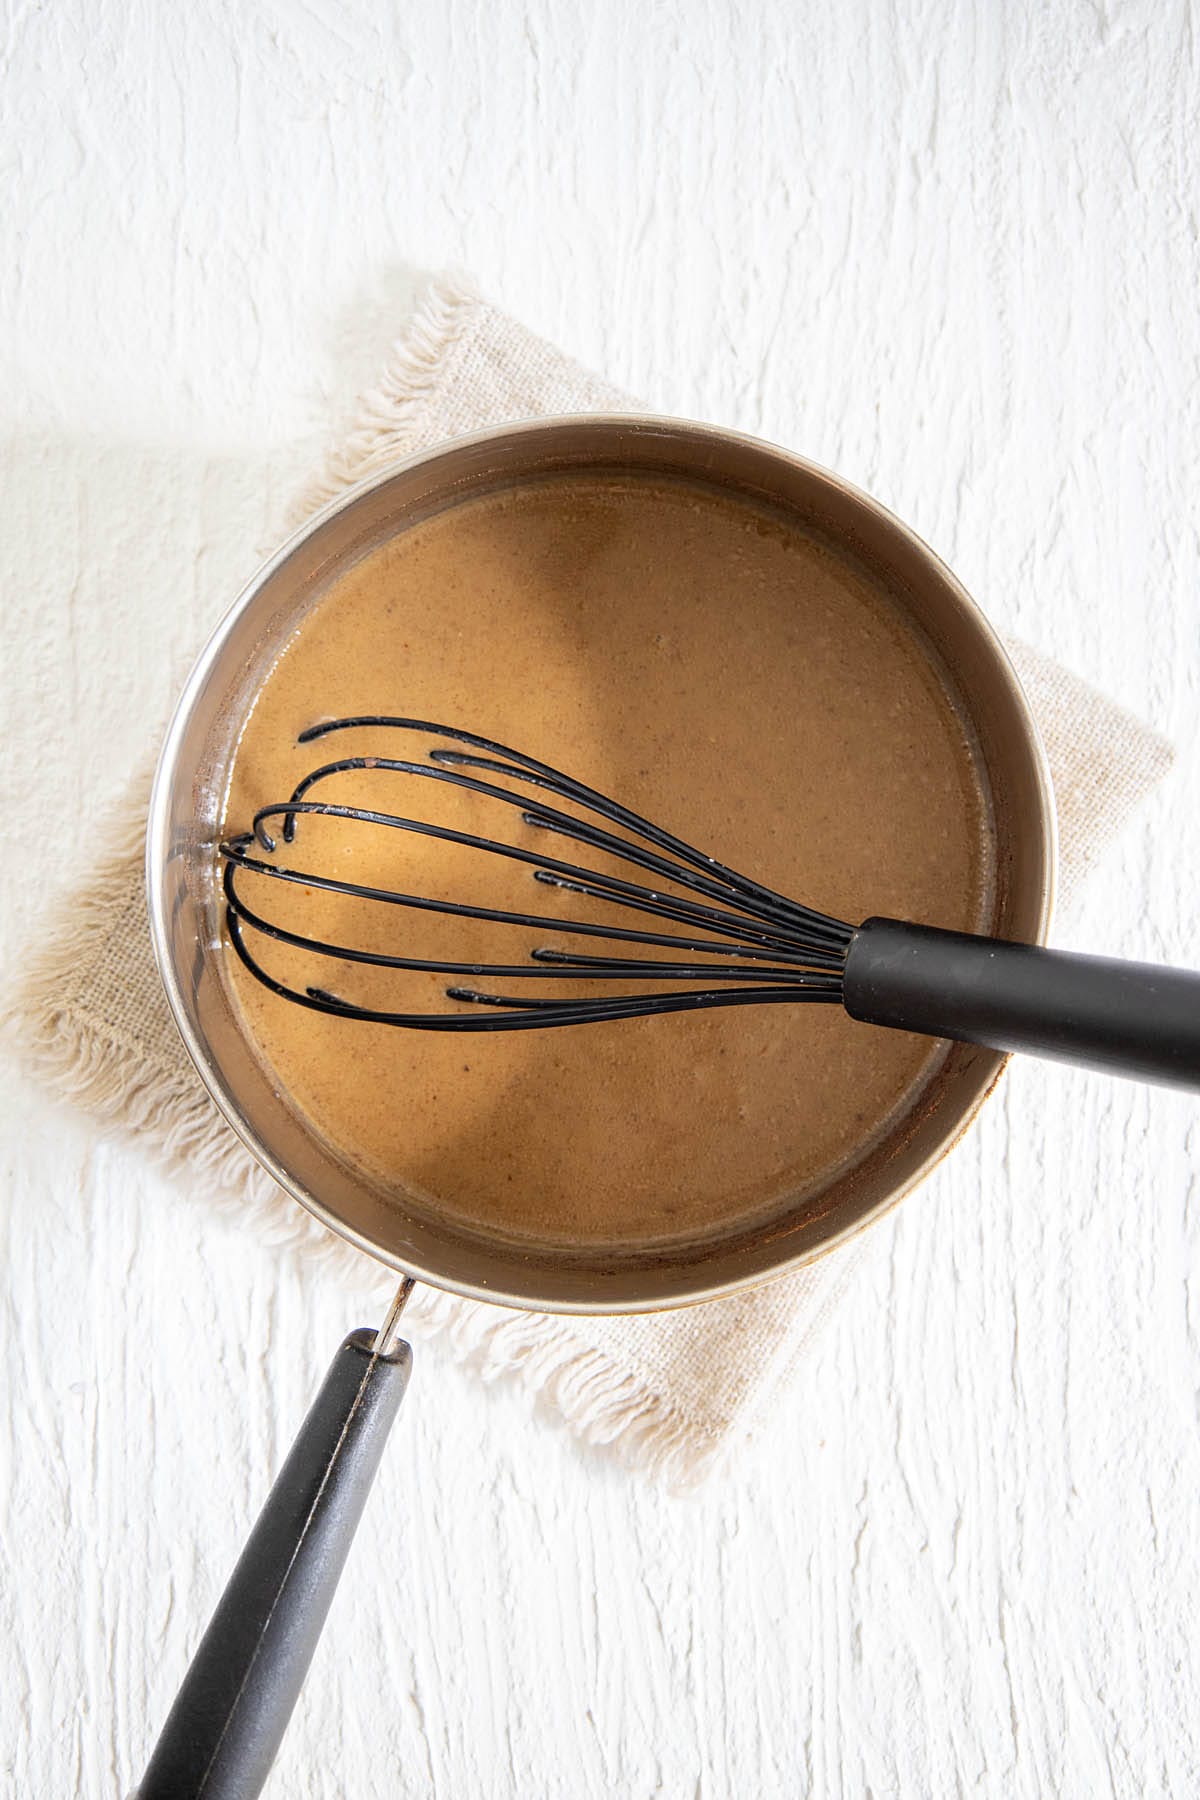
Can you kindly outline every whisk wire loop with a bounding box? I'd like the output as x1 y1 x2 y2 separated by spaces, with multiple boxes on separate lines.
219 717 855 1030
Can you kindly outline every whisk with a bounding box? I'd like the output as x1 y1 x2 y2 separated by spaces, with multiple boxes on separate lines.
220 717 1200 1090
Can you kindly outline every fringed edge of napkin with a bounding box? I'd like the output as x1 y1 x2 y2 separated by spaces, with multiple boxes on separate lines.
299 271 483 516
2 799 271 1209
412 1289 729 1485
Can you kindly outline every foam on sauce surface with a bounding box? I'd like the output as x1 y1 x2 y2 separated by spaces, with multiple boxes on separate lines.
222 474 990 1247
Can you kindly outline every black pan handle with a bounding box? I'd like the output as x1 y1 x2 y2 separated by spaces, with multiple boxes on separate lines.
136 1324 412 1800
843 917 1200 1091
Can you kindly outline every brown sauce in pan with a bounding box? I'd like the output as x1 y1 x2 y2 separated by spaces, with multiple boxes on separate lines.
222 474 990 1246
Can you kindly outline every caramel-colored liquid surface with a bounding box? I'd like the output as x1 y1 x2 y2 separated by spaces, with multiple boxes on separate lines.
223 474 989 1246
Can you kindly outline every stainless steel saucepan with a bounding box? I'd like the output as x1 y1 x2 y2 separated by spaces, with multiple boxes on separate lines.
139 417 1054 1797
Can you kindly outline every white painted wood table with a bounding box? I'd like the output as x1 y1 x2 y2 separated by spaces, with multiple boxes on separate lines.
2 4 1198 1795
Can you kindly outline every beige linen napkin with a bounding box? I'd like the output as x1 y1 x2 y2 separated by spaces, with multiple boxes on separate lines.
11 277 1173 1484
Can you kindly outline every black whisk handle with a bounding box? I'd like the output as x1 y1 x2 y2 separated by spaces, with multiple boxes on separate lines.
843 918 1200 1091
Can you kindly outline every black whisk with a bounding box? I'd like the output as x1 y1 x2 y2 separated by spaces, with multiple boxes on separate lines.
220 718 1200 1090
